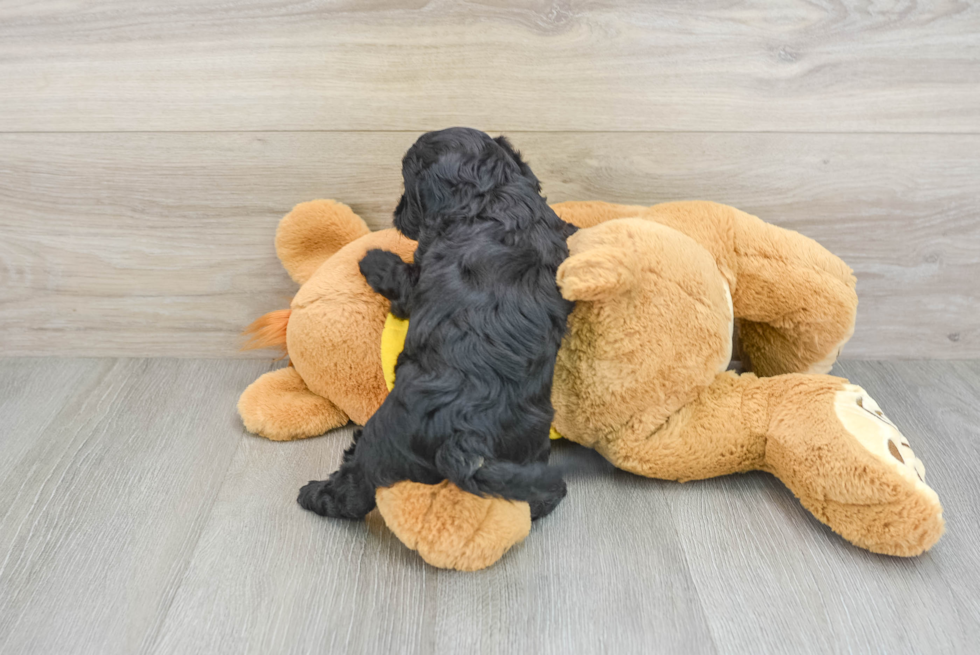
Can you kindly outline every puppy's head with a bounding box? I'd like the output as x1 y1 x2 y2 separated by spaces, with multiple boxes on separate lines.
394 127 541 239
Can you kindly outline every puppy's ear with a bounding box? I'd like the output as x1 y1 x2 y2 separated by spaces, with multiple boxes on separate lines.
394 149 426 239
494 135 541 192
556 246 631 301
393 191 422 239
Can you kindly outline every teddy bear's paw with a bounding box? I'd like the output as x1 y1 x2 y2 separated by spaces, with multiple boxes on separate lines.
238 367 349 440
836 385 929 484
828 384 944 556
375 481 531 571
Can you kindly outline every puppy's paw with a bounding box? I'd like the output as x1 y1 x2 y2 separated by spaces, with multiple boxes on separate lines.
298 479 333 515
529 478 567 521
359 249 404 292
298 479 349 518
298 478 370 519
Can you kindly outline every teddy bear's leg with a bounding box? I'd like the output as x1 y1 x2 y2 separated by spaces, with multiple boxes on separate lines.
731 211 858 376
375 481 532 571
595 371 769 482
759 375 944 556
238 367 349 440
597 371 943 556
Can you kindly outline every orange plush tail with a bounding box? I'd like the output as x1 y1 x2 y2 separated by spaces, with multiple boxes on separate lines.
241 309 291 355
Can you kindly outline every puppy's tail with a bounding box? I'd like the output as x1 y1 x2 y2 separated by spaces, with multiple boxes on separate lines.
241 308 291 356
435 444 563 504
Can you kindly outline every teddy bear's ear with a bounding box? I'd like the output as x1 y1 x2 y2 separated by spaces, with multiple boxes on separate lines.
556 246 630 301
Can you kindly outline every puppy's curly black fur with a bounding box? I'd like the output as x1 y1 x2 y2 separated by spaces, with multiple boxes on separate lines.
298 127 576 521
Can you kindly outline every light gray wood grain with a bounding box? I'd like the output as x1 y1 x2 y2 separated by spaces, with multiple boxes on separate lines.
0 359 977 654
0 358 109 468
2 132 977 359
148 424 438 655
1 0 978 132
665 360 980 654
150 412 716 655
0 358 272 655
0 358 113 573
837 361 980 628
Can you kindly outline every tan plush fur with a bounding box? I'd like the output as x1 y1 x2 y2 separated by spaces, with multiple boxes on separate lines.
552 218 733 446
238 366 349 441
553 218 941 557
238 199 942 569
276 200 371 284
553 200 859 376
376 481 531 571
287 228 415 426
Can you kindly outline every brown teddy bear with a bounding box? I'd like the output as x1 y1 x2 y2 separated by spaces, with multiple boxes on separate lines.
238 199 944 570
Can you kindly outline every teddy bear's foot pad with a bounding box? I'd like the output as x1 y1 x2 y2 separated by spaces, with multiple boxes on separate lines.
376 481 531 571
828 384 945 556
238 367 349 440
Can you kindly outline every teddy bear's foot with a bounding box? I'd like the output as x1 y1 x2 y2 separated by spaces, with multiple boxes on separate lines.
375 481 531 571
764 376 945 557
238 366 349 440
818 384 945 556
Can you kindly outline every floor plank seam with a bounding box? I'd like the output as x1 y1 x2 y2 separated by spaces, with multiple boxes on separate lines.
138 362 277 655
0 369 108 538
138 426 250 655
659 488 722 655
0 360 128 655
0 359 120 584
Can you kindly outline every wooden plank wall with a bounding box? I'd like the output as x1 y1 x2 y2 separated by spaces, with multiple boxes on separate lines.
1 1 977 358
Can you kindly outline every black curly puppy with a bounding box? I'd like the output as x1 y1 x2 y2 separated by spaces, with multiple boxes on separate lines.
298 127 576 521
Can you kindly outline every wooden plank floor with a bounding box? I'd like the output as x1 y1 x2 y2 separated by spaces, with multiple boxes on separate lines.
1 358 977 654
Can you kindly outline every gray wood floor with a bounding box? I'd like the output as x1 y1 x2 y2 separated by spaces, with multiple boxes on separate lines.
0 358 977 655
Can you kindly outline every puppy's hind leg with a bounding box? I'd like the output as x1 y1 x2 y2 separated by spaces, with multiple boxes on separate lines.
436 439 567 520
298 431 376 519
528 468 567 520
528 442 567 520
